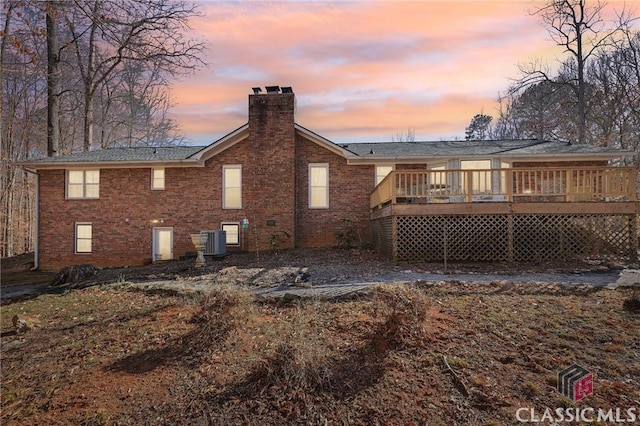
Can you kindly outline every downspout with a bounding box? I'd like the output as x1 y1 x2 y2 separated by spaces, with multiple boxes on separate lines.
23 168 39 270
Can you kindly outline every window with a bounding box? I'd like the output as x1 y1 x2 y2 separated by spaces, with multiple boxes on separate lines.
460 159 492 193
223 165 242 209
151 168 165 190
429 163 447 187
375 165 393 186
309 163 329 208
67 170 99 199
75 223 92 253
221 222 240 246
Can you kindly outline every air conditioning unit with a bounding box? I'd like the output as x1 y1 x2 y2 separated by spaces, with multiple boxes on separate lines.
201 230 226 256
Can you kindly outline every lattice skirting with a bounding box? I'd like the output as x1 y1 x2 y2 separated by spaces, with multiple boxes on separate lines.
372 213 638 262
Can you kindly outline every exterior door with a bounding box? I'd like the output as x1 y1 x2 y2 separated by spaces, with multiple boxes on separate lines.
152 227 173 261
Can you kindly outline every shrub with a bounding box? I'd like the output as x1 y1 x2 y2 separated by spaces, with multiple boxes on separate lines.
188 285 255 351
370 284 431 351
622 291 640 313
334 218 369 249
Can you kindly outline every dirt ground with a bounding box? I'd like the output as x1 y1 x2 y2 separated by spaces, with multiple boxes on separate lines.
1 248 639 425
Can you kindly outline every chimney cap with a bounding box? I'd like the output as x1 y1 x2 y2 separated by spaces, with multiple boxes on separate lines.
281 86 293 94
265 85 280 93
251 87 262 94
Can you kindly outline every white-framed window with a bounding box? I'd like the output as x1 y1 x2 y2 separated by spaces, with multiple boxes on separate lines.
75 223 92 253
223 165 242 209
151 168 165 190
67 170 99 199
221 222 240 246
375 165 393 186
309 163 329 209
460 159 492 193
429 162 447 187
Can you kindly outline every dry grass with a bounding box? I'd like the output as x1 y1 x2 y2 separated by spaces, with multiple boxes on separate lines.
1 281 639 425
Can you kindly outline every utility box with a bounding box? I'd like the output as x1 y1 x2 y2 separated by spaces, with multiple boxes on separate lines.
202 230 226 256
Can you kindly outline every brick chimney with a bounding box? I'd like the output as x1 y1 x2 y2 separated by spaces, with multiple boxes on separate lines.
246 86 296 251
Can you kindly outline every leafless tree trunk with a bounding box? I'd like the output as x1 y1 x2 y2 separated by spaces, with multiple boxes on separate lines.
46 0 60 156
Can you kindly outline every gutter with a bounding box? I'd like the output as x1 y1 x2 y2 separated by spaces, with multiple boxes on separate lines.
17 158 204 170
346 152 636 165
22 167 39 270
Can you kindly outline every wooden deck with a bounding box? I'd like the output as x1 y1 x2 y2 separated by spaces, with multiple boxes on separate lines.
370 167 639 262
371 167 637 210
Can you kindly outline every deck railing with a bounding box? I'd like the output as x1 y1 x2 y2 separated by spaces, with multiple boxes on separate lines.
371 167 637 209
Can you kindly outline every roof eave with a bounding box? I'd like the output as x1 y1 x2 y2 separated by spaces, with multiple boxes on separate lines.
295 124 358 159
499 151 637 162
189 124 249 162
346 151 636 165
19 158 204 170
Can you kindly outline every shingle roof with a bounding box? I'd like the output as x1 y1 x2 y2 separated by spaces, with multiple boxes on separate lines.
340 139 624 157
28 146 204 163
22 138 631 168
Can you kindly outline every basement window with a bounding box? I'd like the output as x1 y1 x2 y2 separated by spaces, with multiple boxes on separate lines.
67 170 100 199
221 222 240 246
75 223 93 253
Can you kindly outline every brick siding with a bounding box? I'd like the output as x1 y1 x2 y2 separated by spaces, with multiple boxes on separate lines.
36 92 374 270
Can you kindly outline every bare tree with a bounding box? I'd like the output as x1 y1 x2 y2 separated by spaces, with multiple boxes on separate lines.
1 1 46 257
1 0 203 257
516 0 632 144
62 0 205 151
391 128 416 142
94 60 185 148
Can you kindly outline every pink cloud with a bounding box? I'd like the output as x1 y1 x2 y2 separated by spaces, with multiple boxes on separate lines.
171 0 632 145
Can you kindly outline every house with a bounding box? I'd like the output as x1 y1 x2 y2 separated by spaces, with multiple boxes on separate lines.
22 86 638 270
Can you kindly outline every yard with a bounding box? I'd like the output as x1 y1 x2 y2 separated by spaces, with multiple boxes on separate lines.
1 249 639 425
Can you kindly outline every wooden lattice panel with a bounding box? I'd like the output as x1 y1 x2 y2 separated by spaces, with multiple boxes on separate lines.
394 215 509 262
513 214 634 261
374 213 636 262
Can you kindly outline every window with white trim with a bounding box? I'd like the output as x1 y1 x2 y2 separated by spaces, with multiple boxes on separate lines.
309 163 329 209
67 170 99 199
221 222 240 246
429 162 447 187
151 168 165 190
75 223 92 253
460 159 492 193
223 165 242 209
375 165 393 186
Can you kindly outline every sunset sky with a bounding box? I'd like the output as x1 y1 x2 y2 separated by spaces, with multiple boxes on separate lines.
171 0 631 145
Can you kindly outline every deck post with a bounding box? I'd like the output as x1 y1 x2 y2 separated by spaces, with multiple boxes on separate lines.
466 171 473 203
506 170 513 202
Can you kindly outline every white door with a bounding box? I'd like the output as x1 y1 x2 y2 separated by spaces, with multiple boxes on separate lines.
152 227 173 261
